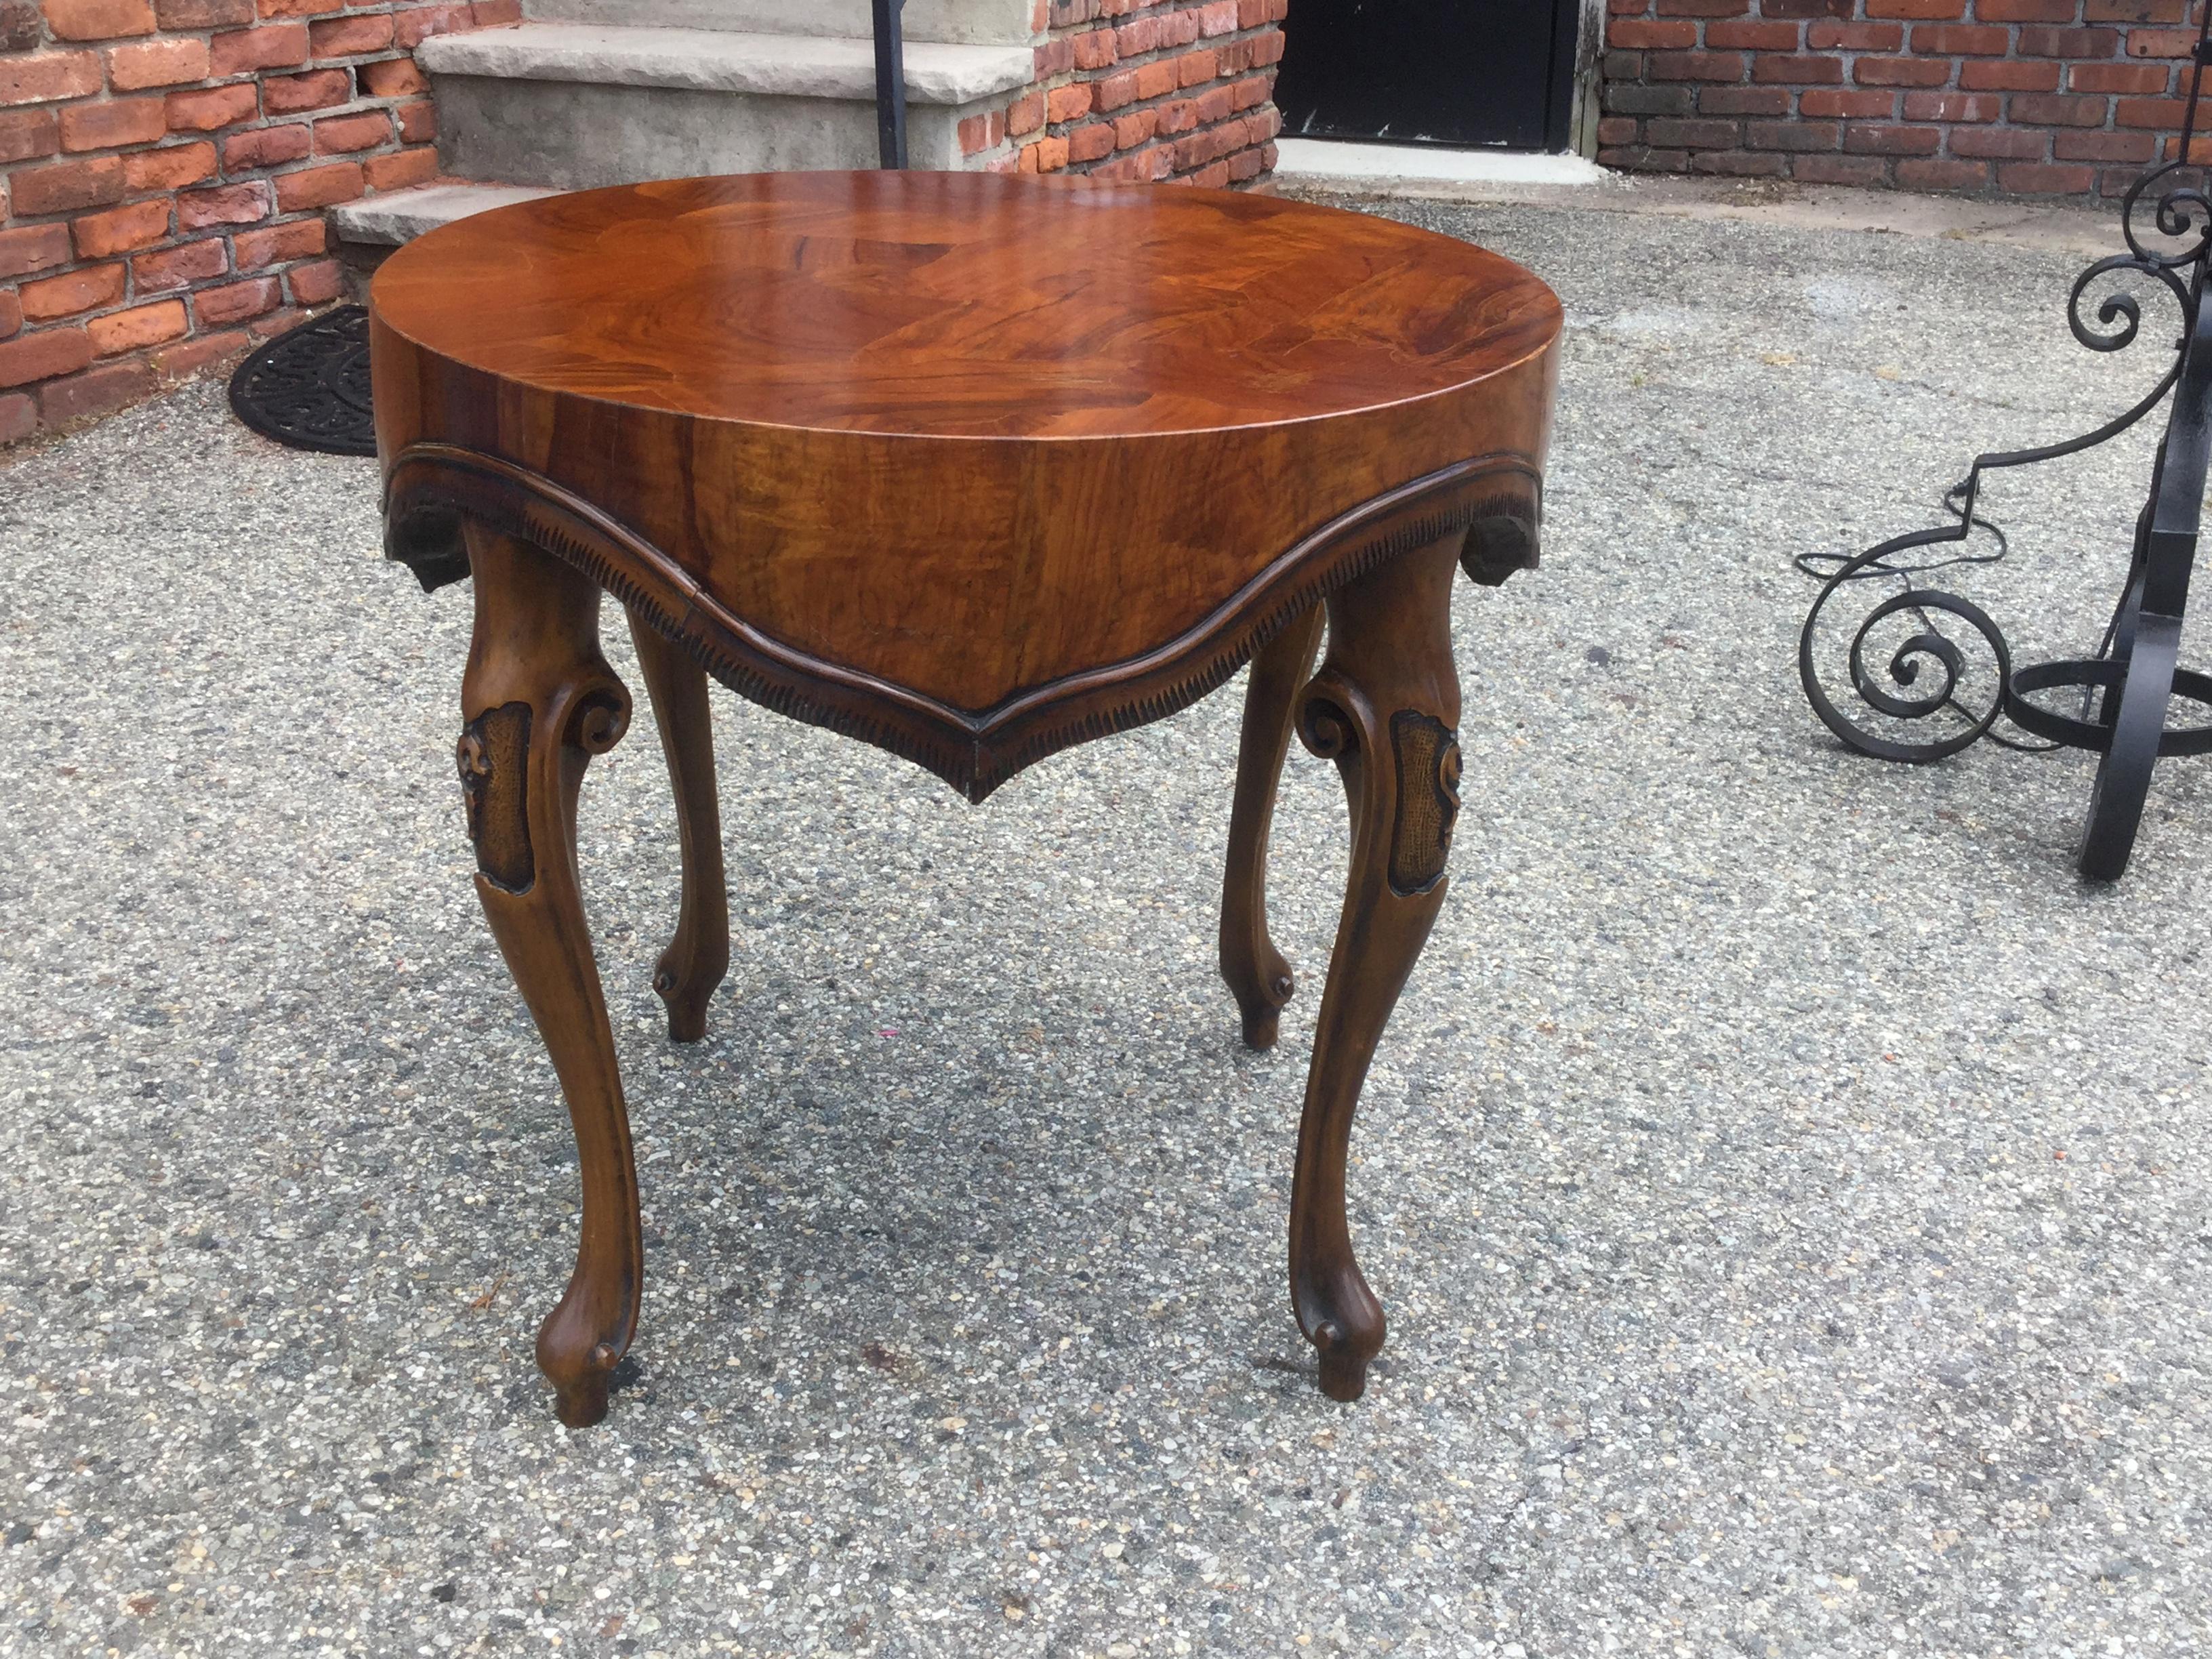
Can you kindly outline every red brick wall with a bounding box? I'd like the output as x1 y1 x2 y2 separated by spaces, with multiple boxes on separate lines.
959 0 1284 186
1 0 513 447
1600 1 2205 199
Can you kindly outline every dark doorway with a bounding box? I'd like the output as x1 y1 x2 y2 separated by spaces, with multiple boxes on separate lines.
1275 1 1582 152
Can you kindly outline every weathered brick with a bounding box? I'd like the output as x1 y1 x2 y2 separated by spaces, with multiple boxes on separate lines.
42 0 156 39
1895 157 1990 189
0 324 92 388
271 155 357 207
312 109 390 152
0 0 36 50
0 51 104 108
1999 160 2097 192
306 13 392 55
1842 121 1941 154
124 138 213 188
2009 92 2109 126
264 67 351 114
107 35 212 89
1958 58 2062 90
39 354 159 424
70 194 169 256
150 324 245 376
394 98 434 143
1850 54 1950 86
58 96 167 151
1948 124 2049 158
167 83 261 131
192 274 277 324
1900 90 2001 121
0 392 37 443
222 121 312 169
131 232 226 289
8 155 125 215
0 289 17 338
232 214 323 267
1066 118 1115 163
155 0 251 22
19 260 125 321
0 107 61 164
0 221 73 279
285 256 341 304
363 144 434 188
956 108 1003 155
210 22 309 75
87 296 186 354
2074 60 2171 94
358 56 427 98
178 178 269 227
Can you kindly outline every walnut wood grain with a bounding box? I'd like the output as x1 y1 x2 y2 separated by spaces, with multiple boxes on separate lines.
373 171 1558 798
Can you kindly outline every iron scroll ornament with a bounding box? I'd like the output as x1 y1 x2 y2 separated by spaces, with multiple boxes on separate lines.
1798 0 2212 880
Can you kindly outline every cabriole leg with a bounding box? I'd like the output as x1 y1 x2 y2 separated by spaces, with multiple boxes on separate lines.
1220 605 1325 1049
626 609 731 1042
459 525 641 1429
1289 536 1465 1401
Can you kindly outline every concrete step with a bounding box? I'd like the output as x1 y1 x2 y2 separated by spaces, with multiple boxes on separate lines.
331 181 558 247
417 23 1030 187
524 0 1035 47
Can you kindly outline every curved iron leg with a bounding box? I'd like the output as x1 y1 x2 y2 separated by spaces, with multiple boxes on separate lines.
2081 609 2181 882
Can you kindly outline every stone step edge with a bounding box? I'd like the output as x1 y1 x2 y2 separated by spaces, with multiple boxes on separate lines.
527 0 1035 50
332 182 561 247
417 23 1033 108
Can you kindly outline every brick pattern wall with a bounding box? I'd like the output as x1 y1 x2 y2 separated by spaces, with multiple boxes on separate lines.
1601 1 2207 199
1 0 514 447
956 0 1285 186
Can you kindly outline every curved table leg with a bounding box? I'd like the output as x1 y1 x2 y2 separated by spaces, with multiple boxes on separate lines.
626 609 731 1042
460 525 642 1428
1289 535 1463 1401
1220 604 1325 1049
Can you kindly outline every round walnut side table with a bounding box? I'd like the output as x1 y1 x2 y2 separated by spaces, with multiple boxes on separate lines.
370 169 1563 1427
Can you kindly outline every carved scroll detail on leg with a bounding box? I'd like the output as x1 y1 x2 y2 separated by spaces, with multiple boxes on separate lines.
457 702 534 892
462 524 642 1429
1286 535 1463 1403
628 609 731 1044
1221 604 1325 1050
1387 712 1461 898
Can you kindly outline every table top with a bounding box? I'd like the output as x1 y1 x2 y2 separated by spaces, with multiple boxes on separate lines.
373 172 1562 798
371 171 1556 442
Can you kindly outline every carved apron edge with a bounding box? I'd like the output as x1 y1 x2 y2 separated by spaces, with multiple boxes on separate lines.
388 446 1538 804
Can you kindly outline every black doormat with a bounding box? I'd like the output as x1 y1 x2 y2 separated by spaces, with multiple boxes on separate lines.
228 304 375 457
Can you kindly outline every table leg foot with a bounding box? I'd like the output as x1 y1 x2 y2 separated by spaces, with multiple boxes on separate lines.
461 527 644 1430
1288 537 1463 1402
1221 605 1324 1050
628 609 731 1042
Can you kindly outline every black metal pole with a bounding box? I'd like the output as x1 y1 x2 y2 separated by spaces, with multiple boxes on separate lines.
872 0 909 169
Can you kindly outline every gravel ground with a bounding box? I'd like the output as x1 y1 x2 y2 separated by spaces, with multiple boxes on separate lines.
5 194 2212 1659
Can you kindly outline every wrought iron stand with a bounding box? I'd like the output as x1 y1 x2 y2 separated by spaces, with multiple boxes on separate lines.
1800 5 2212 882
872 0 909 169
